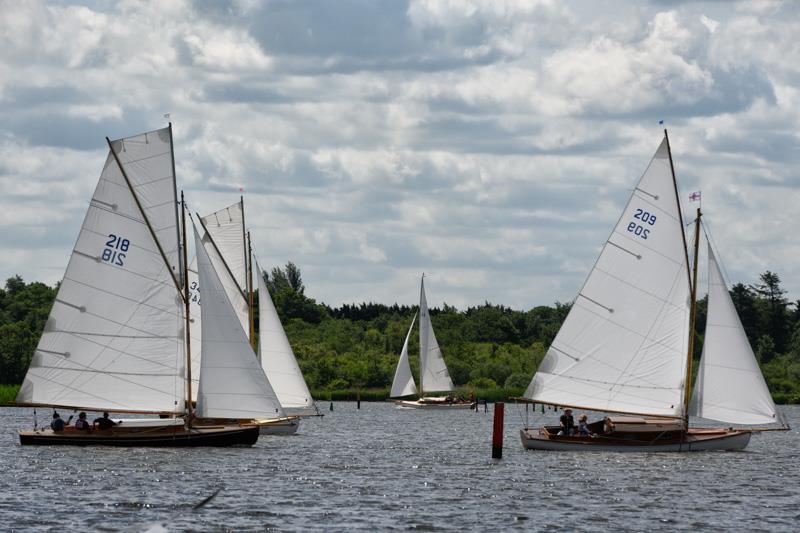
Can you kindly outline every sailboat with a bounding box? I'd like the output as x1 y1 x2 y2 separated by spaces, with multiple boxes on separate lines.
16 126 259 446
518 131 786 452
189 200 316 433
391 276 475 409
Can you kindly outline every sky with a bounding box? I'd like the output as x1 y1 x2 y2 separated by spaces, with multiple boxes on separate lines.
0 0 798 310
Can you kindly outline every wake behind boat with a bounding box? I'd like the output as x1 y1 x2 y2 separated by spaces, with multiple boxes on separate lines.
390 275 476 410
517 131 786 452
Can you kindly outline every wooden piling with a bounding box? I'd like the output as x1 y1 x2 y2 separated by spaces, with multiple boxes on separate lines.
492 402 504 459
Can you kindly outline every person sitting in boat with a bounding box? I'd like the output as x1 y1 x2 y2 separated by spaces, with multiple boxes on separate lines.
74 412 91 430
93 412 119 431
578 414 592 436
558 409 575 436
50 412 71 432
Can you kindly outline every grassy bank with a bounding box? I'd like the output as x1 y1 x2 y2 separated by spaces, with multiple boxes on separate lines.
0 384 20 405
310 386 525 402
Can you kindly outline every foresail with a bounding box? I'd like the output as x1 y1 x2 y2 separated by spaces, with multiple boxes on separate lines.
524 137 691 417
17 128 185 413
689 245 778 425
419 278 454 393
201 230 250 338
257 259 316 415
195 226 284 420
200 200 248 296
391 314 417 398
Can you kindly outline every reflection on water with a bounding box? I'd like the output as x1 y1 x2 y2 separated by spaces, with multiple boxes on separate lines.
1 404 799 531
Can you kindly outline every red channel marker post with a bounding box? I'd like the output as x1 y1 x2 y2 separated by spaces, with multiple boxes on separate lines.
492 402 504 459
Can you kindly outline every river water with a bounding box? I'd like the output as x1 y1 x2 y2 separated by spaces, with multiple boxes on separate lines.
1 403 798 532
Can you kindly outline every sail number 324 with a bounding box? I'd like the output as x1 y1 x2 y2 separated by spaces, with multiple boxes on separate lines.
627 208 656 239
102 234 130 266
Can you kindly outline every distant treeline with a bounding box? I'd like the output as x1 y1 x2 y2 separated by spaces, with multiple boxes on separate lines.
2 265 800 403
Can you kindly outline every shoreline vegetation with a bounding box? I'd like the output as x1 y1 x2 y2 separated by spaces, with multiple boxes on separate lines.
2 265 800 406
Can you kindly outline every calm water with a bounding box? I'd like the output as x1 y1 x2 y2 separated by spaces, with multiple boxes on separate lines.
1 403 799 532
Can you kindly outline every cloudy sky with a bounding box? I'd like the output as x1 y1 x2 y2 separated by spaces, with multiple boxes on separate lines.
1 0 798 309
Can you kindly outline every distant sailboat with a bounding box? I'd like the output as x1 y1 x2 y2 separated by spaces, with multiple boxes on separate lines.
16 126 259 446
519 131 786 452
391 276 474 409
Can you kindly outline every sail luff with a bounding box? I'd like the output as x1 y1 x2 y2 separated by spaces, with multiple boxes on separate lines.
168 124 184 289
180 191 193 422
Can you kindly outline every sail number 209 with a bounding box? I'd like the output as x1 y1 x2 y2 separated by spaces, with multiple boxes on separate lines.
102 234 130 266
626 208 657 240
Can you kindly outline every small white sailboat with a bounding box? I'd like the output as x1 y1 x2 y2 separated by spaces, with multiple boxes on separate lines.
16 126 259 446
518 131 786 452
391 276 474 409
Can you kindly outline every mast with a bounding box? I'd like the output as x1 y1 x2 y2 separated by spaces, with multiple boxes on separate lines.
683 207 702 426
663 129 696 427
247 231 256 349
419 273 425 398
181 191 194 424
106 137 185 301
196 212 248 302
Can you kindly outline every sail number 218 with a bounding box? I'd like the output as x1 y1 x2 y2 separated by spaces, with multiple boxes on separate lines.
627 208 657 240
102 234 130 266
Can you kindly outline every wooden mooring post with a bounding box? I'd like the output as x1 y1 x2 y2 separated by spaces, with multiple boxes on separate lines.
492 402 504 459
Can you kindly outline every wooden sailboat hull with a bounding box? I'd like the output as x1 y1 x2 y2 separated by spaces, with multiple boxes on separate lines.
394 399 477 410
520 427 751 452
19 425 260 447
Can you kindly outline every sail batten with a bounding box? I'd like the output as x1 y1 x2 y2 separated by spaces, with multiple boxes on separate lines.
524 137 691 417
689 245 778 425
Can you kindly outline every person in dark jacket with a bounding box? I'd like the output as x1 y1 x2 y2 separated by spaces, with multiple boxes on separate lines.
50 412 67 432
558 409 575 436
93 412 119 431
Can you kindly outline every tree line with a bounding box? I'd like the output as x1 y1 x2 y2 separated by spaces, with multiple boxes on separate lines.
2 265 800 403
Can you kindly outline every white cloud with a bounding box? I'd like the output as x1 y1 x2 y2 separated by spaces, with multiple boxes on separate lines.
0 0 798 309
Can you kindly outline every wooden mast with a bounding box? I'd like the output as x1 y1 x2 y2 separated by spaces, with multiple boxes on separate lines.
181 191 194 425
247 231 256 350
663 129 695 429
683 207 702 426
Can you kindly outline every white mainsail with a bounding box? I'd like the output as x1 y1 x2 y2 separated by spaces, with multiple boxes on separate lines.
390 314 418 398
256 259 316 416
194 226 284 420
689 245 778 425
419 277 454 394
17 127 186 414
524 137 692 417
